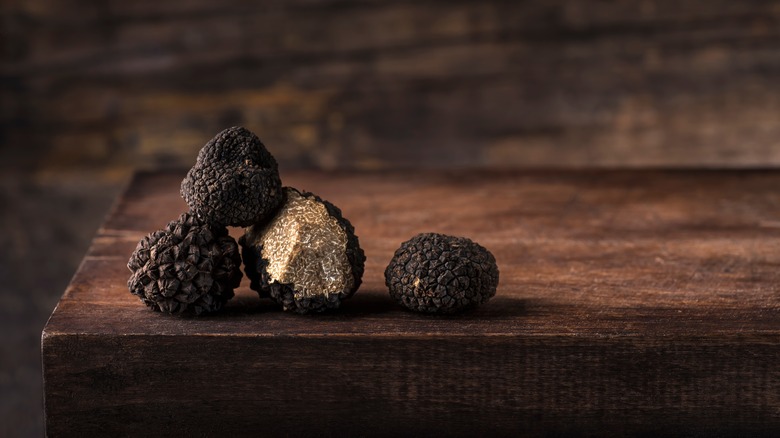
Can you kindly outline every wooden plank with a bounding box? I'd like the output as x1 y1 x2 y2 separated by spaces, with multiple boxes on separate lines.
43 170 780 436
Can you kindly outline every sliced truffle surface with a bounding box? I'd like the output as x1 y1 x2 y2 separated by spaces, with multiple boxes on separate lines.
181 126 283 227
385 233 499 314
127 212 242 315
240 187 365 314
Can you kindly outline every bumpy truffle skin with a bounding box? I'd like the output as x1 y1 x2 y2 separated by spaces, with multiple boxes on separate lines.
385 233 499 314
240 188 366 314
181 126 283 227
127 212 242 315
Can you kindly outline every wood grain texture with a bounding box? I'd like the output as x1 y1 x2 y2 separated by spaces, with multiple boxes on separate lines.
43 170 780 436
5 0 780 172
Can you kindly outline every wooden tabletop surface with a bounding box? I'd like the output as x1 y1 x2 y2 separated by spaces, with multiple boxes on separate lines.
42 169 780 436
45 169 780 339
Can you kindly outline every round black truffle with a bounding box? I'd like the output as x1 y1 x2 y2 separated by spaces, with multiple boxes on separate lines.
127 212 243 315
240 188 365 314
181 126 283 227
385 233 499 314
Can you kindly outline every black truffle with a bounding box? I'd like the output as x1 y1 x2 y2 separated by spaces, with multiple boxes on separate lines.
385 233 499 314
240 187 365 314
127 212 242 315
181 126 283 227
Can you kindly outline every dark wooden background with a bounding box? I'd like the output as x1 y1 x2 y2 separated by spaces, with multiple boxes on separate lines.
4 0 780 176
3 1 780 436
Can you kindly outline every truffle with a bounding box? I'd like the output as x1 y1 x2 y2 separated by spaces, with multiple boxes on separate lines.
127 212 242 315
240 187 365 314
181 126 283 227
384 233 499 314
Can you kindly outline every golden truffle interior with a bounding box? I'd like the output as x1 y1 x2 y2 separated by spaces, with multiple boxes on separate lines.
245 189 353 298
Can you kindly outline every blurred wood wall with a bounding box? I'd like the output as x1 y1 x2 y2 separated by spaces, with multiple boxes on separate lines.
3 0 780 174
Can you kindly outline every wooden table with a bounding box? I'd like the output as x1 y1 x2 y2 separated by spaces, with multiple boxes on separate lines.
42 170 780 436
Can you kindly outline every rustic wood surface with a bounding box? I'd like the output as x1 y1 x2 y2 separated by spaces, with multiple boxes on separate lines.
43 170 780 436
5 0 780 173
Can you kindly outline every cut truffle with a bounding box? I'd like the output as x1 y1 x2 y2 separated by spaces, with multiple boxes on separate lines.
240 187 365 314
181 126 283 227
385 233 499 314
127 212 242 315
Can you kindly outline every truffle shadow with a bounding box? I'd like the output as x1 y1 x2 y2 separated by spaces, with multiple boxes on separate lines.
459 295 529 319
330 290 399 316
324 291 530 319
202 291 532 319
383 295 530 321
217 293 279 316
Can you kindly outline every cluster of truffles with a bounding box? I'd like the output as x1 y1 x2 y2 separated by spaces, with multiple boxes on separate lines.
128 126 500 316
127 126 364 315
